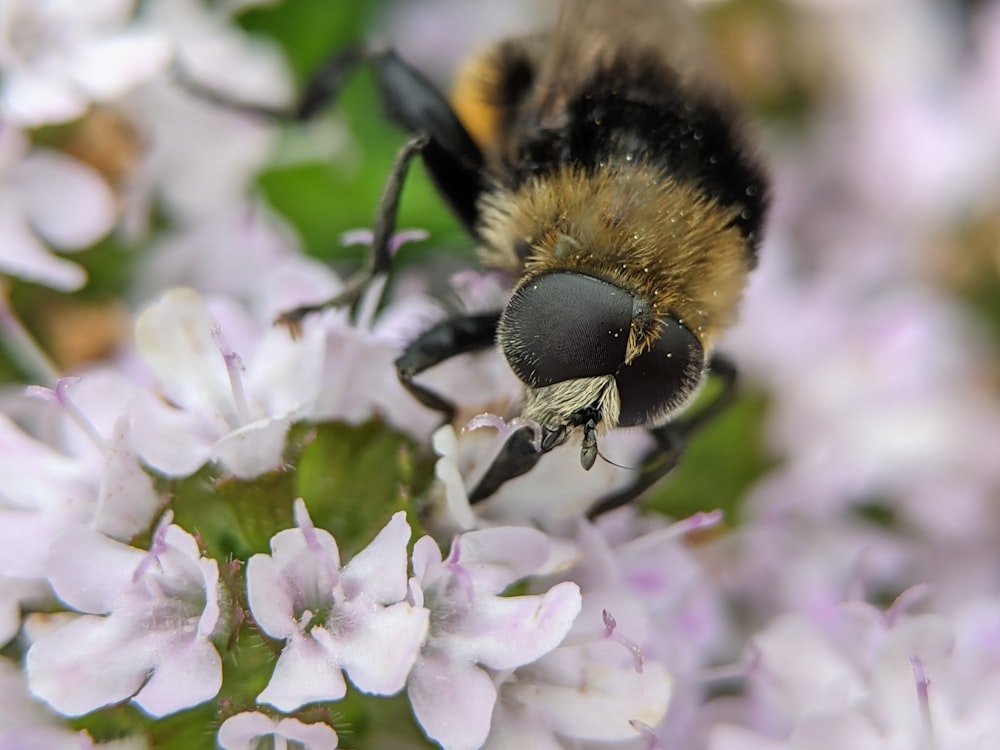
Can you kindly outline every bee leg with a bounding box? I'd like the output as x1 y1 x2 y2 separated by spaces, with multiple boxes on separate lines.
178 46 484 235
173 45 366 122
467 426 545 503
584 356 739 519
277 133 427 331
394 313 501 423
394 313 547 502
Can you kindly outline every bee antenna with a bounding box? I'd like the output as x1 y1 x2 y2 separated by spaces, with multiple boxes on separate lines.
596 449 634 471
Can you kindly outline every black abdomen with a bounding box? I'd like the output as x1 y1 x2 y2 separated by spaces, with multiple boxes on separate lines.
508 57 768 253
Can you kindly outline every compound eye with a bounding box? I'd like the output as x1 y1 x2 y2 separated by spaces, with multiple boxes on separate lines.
498 272 633 386
615 318 704 427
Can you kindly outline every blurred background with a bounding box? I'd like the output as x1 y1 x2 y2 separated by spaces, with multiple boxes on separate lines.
3 0 1000 746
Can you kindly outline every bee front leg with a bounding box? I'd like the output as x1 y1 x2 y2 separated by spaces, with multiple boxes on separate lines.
584 356 739 519
394 313 549 503
395 313 501 424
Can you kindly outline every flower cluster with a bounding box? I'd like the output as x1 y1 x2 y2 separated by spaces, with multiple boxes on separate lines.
1 0 1000 749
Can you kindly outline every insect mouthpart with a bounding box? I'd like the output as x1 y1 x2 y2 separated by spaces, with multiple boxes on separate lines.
581 417 599 471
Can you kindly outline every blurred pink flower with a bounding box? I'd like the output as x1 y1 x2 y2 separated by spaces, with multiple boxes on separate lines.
0 0 169 127
119 0 290 230
0 127 116 291
26 516 223 717
709 595 1000 750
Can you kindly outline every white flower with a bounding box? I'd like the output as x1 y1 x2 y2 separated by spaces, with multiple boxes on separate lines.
0 127 116 291
0 375 160 645
247 501 429 711
0 0 170 127
407 526 582 750
131 288 325 479
26 517 223 717
217 712 338 750
117 0 290 228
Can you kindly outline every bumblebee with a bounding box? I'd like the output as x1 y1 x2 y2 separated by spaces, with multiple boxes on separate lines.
185 0 768 516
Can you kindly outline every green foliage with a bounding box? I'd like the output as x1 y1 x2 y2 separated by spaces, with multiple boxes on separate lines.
643 390 774 522
167 420 434 562
239 0 464 261
294 420 434 558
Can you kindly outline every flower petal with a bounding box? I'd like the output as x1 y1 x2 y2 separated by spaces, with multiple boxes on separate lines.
1 69 87 127
507 659 673 742
463 582 582 671
0 414 93 511
210 415 290 479
93 417 161 541
218 712 340 750
452 526 554 595
246 549 301 640
128 390 215 477
69 31 171 100
0 200 87 290
46 527 145 614
132 633 222 717
218 712 276 750
135 289 236 417
341 512 411 604
408 648 497 750
329 601 429 696
16 149 116 250
276 717 340 750
257 635 347 711
26 615 156 716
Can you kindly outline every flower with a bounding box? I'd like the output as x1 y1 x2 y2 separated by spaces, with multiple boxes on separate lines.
116 0 291 228
131 287 324 479
217 712 338 750
0 375 161 646
407 526 582 750
0 0 170 127
0 127 116 291
708 595 1000 750
26 515 223 717
247 501 429 711
0 726 147 750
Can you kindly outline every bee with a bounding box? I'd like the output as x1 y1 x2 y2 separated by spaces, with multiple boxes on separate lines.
184 0 768 517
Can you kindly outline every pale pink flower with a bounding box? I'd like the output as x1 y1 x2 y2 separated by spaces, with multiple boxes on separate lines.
131 288 324 479
0 127 116 291
0 0 169 127
118 0 290 229
247 501 429 711
0 376 160 646
217 712 338 750
407 526 582 750
0 727 147 750
26 516 223 717
709 595 1000 750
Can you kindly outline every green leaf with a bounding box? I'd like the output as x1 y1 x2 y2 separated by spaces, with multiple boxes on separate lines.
643 390 775 522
